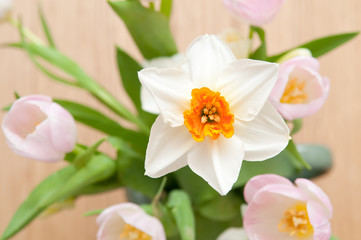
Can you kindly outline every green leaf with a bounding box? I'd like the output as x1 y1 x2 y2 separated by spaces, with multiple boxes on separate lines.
54 99 148 154
267 32 359 62
167 190 195 240
234 143 332 189
287 140 311 170
111 136 161 198
39 5 56 48
1 166 76 240
291 118 303 135
109 0 178 59
250 26 267 60
160 0 173 19
197 192 243 222
73 138 105 168
295 144 333 180
1 155 116 240
83 209 103 217
175 167 219 205
10 41 148 132
116 47 157 126
329 235 338 240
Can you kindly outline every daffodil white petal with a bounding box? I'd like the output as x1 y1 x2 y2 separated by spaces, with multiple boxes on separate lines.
138 68 192 127
187 136 244 195
140 86 159 114
145 116 195 178
235 101 290 161
185 34 236 89
218 59 279 122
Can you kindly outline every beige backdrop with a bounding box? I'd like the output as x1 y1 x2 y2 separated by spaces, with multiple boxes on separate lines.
0 0 360 239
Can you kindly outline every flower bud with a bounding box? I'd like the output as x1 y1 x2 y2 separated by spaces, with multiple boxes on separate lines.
2 95 77 162
219 28 252 59
277 48 312 64
0 0 12 22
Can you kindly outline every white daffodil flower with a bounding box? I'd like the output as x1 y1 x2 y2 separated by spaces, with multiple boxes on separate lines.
138 35 290 195
141 54 187 114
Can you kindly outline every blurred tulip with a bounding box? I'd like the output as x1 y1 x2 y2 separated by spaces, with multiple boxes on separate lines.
219 28 252 59
222 0 285 26
96 203 166 240
2 95 77 162
243 174 333 240
0 0 12 22
269 56 330 120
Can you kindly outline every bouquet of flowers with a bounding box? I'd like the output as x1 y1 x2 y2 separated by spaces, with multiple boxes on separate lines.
0 0 358 239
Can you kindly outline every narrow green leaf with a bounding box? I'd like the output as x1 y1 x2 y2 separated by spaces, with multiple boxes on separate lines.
116 47 157 127
249 26 267 60
1 155 116 240
1 166 77 240
167 190 195 240
295 144 332 180
329 235 338 240
73 138 105 168
9 41 148 132
287 140 311 170
109 0 177 59
175 167 218 205
83 209 103 217
160 0 173 19
76 176 122 195
267 32 359 62
197 192 243 222
291 118 303 135
111 136 161 198
54 99 148 154
39 5 56 48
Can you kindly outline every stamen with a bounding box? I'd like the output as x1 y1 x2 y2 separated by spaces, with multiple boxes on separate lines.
119 224 152 240
281 78 308 104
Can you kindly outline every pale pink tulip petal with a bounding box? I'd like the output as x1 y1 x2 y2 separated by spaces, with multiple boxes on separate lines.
244 174 293 203
185 34 236 89
96 203 166 240
188 136 244 195
307 201 332 240
218 59 279 122
138 68 192 127
145 116 195 178
234 101 290 161
223 0 286 26
244 191 301 240
296 178 333 217
2 95 77 162
48 103 77 153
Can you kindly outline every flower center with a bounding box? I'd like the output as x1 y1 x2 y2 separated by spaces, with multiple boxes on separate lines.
278 203 314 238
280 78 308 104
119 224 152 240
183 87 234 142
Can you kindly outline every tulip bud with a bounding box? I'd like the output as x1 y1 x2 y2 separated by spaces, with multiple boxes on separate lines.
96 203 166 240
219 28 252 59
2 95 77 162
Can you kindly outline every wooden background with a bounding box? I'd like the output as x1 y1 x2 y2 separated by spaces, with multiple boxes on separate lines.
0 0 360 239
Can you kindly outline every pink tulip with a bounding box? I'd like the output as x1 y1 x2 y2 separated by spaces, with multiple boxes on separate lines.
222 0 286 26
2 95 77 162
97 203 166 240
269 56 330 120
243 174 332 240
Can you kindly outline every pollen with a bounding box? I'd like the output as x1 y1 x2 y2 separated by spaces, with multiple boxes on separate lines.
278 203 314 238
280 78 308 104
183 87 234 142
119 224 152 240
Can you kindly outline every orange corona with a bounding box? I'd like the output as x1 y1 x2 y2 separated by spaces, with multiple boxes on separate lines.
183 87 234 142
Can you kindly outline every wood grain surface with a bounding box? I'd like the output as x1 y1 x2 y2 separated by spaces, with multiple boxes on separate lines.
0 0 360 239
